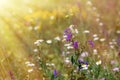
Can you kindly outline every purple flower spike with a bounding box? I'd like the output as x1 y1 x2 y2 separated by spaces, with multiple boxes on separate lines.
66 32 72 41
117 37 120 46
54 69 57 78
73 41 78 49
88 40 94 48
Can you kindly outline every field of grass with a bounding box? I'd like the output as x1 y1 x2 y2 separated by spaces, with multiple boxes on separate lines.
0 0 120 80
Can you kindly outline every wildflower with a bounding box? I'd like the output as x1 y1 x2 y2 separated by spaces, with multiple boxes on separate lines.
69 25 74 32
54 36 61 41
78 60 89 70
116 30 120 34
28 69 33 73
96 60 102 65
93 34 98 37
34 39 44 46
64 28 72 41
75 29 79 34
73 41 78 49
83 30 90 34
64 43 72 47
27 63 35 67
51 63 55 67
46 40 52 44
80 51 88 57
64 28 70 35
53 69 57 78
113 67 119 72
25 61 30 65
117 37 120 46
81 64 89 70
100 38 106 42
93 49 98 55
67 46 73 49
110 60 116 65
88 40 94 48
64 57 70 64
33 49 38 52
66 32 72 41
99 22 103 26
94 37 99 41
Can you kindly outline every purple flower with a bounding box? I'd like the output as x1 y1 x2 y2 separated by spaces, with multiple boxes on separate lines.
53 69 57 78
64 28 72 41
88 40 94 48
64 28 70 35
78 60 89 65
73 41 78 49
117 37 120 46
66 32 72 41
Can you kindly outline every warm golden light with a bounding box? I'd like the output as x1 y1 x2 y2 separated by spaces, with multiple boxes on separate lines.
0 0 9 7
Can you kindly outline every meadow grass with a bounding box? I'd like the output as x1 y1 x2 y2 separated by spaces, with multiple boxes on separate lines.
0 0 120 80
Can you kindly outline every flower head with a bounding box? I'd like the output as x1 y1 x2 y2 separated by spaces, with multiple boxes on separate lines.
73 41 78 49
64 28 72 42
66 32 72 41
88 40 94 48
53 69 57 78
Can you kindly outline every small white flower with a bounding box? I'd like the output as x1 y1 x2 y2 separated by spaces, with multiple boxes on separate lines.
81 64 88 70
46 63 50 66
99 22 103 26
25 61 30 65
116 30 120 34
34 39 44 46
93 49 98 55
46 40 52 44
113 67 119 72
67 46 73 49
100 38 106 42
66 51 70 54
93 34 98 37
28 69 33 73
37 39 44 43
27 63 35 67
81 52 88 57
51 63 55 66
64 43 71 47
54 36 61 41
96 60 102 65
75 29 79 34
83 30 90 34
65 57 70 64
110 60 116 65
109 42 113 45
33 49 38 52
110 45 114 49
94 37 99 41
